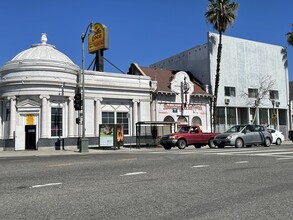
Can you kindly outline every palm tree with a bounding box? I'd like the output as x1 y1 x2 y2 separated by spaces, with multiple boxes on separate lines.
287 24 293 46
205 0 239 132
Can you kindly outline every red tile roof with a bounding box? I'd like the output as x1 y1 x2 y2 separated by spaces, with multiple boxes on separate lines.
138 66 209 96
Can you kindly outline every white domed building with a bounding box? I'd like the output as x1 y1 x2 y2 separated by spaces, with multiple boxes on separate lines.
0 34 154 150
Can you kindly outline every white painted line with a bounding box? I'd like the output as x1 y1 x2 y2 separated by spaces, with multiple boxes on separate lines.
276 157 293 160
214 149 289 155
30 183 62 188
255 152 293 155
120 172 147 176
192 165 210 168
234 161 248 164
253 154 293 157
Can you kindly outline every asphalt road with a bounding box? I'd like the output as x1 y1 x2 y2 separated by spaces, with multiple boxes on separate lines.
1 145 293 220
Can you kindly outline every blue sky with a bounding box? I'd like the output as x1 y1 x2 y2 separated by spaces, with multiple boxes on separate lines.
0 0 292 80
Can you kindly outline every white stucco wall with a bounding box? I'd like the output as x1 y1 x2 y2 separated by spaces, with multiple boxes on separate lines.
208 33 289 109
140 100 151 121
150 43 210 85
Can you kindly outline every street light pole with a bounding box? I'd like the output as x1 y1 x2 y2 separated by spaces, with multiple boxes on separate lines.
79 22 93 153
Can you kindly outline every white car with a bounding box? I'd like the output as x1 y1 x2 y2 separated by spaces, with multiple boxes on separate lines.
267 128 285 145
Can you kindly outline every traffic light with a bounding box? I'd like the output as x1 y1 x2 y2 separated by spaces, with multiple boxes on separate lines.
74 93 82 110
76 117 81 124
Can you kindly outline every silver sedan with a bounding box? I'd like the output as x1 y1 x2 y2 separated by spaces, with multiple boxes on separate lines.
213 124 273 148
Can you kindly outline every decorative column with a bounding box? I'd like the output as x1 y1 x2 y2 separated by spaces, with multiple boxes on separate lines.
95 98 103 136
39 95 50 138
68 97 75 137
0 99 3 139
132 100 139 136
8 96 16 139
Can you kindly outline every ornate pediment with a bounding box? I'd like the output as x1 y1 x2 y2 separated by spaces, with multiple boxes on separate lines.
170 71 194 95
16 99 41 109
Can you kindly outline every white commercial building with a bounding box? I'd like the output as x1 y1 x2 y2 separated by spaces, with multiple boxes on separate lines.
0 34 154 150
151 33 290 135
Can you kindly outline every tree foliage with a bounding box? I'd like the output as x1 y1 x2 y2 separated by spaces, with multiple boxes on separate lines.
240 75 275 124
287 23 293 46
205 0 239 132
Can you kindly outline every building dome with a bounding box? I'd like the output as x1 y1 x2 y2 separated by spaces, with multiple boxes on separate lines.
0 33 79 78
11 33 74 65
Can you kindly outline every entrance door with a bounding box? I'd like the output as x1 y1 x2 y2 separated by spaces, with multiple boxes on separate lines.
25 125 36 150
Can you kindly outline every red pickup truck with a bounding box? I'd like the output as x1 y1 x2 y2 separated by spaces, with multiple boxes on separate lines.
159 125 218 150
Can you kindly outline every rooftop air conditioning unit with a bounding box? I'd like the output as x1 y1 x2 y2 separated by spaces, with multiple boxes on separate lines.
224 98 230 105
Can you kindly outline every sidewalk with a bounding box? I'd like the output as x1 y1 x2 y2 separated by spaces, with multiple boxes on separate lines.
0 146 161 158
0 141 291 158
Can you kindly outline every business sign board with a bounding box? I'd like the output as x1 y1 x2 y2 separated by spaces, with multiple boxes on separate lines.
99 124 123 149
26 114 35 125
88 23 109 53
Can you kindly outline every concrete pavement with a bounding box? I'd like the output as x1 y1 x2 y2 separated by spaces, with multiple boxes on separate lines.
0 140 292 158
0 145 160 158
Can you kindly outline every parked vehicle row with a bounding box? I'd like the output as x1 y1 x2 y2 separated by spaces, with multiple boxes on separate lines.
160 124 285 150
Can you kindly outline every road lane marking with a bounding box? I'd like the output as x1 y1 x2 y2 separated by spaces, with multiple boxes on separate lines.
30 183 62 188
9 160 31 162
47 163 72 167
121 158 137 161
192 165 210 168
213 149 290 155
234 161 249 164
120 172 147 176
276 157 293 160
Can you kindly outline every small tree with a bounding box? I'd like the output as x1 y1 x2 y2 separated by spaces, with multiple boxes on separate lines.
240 75 275 124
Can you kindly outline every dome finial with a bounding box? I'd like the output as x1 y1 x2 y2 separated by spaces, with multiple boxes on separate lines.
41 33 47 45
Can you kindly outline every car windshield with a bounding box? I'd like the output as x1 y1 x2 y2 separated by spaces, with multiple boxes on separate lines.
225 125 246 133
177 126 189 133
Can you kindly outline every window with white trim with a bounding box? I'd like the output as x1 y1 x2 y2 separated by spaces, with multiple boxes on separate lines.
102 112 129 135
51 107 62 137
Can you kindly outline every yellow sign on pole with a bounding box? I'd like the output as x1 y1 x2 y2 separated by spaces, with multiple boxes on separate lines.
272 114 277 119
26 114 35 125
88 23 109 54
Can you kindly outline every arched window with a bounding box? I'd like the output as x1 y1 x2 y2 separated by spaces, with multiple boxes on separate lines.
163 116 174 122
177 116 187 124
191 116 202 126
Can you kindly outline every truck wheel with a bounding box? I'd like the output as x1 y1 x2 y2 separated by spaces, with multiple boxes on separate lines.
177 139 187 149
208 139 216 148
235 138 244 148
163 145 172 150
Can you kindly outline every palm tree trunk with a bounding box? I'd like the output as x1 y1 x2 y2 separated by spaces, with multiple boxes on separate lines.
212 32 223 132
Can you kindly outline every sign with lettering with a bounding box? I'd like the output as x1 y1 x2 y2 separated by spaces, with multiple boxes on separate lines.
88 23 109 53
26 114 34 125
